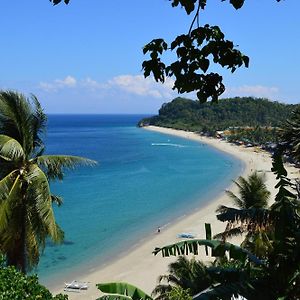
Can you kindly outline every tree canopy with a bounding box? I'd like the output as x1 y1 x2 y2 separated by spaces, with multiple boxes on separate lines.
138 97 296 132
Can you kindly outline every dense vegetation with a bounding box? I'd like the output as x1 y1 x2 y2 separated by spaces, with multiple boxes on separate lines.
138 97 296 133
226 126 280 146
0 256 67 300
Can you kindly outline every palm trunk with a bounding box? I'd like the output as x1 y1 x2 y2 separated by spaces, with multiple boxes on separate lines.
20 185 27 273
6 203 27 273
7 185 27 273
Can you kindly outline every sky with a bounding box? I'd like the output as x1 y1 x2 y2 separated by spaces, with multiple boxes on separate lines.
0 0 299 114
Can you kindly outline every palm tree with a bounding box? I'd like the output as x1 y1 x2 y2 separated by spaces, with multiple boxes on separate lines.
225 171 270 210
280 106 300 163
0 91 96 273
152 256 212 300
215 172 271 257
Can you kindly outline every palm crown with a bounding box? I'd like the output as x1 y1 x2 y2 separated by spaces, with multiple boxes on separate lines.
214 172 271 257
0 91 96 272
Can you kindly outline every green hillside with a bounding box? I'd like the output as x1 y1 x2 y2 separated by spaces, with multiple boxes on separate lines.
138 97 297 132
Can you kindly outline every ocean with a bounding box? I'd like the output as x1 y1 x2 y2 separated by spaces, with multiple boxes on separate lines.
38 114 243 285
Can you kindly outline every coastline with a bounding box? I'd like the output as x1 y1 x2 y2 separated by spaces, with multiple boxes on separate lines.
51 125 298 299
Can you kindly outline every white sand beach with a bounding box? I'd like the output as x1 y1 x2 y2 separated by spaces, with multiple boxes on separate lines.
52 126 299 299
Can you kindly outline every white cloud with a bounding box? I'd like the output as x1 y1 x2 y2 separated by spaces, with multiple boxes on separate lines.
107 75 174 98
224 85 279 99
39 74 176 99
39 75 77 92
57 75 77 87
81 77 106 90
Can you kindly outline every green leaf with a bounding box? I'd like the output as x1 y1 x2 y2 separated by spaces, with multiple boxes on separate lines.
33 155 97 180
153 239 263 265
50 0 70 5
96 282 153 300
0 173 21 233
205 223 212 255
169 0 198 15
0 135 24 161
26 164 63 243
229 0 245 9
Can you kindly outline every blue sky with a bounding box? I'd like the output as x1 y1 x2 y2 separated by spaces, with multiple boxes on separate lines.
0 0 299 113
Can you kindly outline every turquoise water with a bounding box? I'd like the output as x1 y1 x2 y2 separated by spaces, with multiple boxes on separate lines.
38 115 243 285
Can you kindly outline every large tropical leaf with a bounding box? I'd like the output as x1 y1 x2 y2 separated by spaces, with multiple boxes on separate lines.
0 172 21 233
0 135 24 161
193 281 256 300
34 155 97 180
30 94 47 152
153 239 263 266
96 282 153 300
25 164 63 243
0 174 24 260
0 91 35 154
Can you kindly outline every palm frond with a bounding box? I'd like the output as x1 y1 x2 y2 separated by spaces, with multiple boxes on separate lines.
0 170 20 202
25 164 63 243
0 172 21 233
216 205 271 228
24 226 40 269
0 91 34 154
51 194 63 206
225 190 244 209
33 155 97 180
0 134 24 161
151 283 172 300
213 226 245 240
193 281 256 300
30 94 47 153
227 172 270 210
153 239 263 266
241 230 273 258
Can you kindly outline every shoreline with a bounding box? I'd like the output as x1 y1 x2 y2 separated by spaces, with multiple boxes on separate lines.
51 126 297 299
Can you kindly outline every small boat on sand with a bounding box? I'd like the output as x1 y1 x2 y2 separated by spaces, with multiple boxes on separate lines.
177 233 195 239
64 280 89 292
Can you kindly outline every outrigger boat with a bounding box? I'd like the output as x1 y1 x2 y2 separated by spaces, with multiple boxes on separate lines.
64 280 89 292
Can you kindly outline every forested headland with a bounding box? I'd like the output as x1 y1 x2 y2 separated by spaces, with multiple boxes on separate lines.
139 97 296 132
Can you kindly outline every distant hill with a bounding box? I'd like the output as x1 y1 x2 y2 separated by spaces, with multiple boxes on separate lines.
138 97 297 132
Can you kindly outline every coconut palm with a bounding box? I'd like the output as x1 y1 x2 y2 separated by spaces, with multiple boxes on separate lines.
225 171 270 210
214 172 271 257
280 106 300 163
152 256 212 300
0 91 96 273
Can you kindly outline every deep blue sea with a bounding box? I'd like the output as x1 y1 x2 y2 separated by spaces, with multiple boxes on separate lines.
38 115 243 286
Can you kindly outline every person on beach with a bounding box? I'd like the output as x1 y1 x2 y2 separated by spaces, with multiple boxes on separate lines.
157 227 161 233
